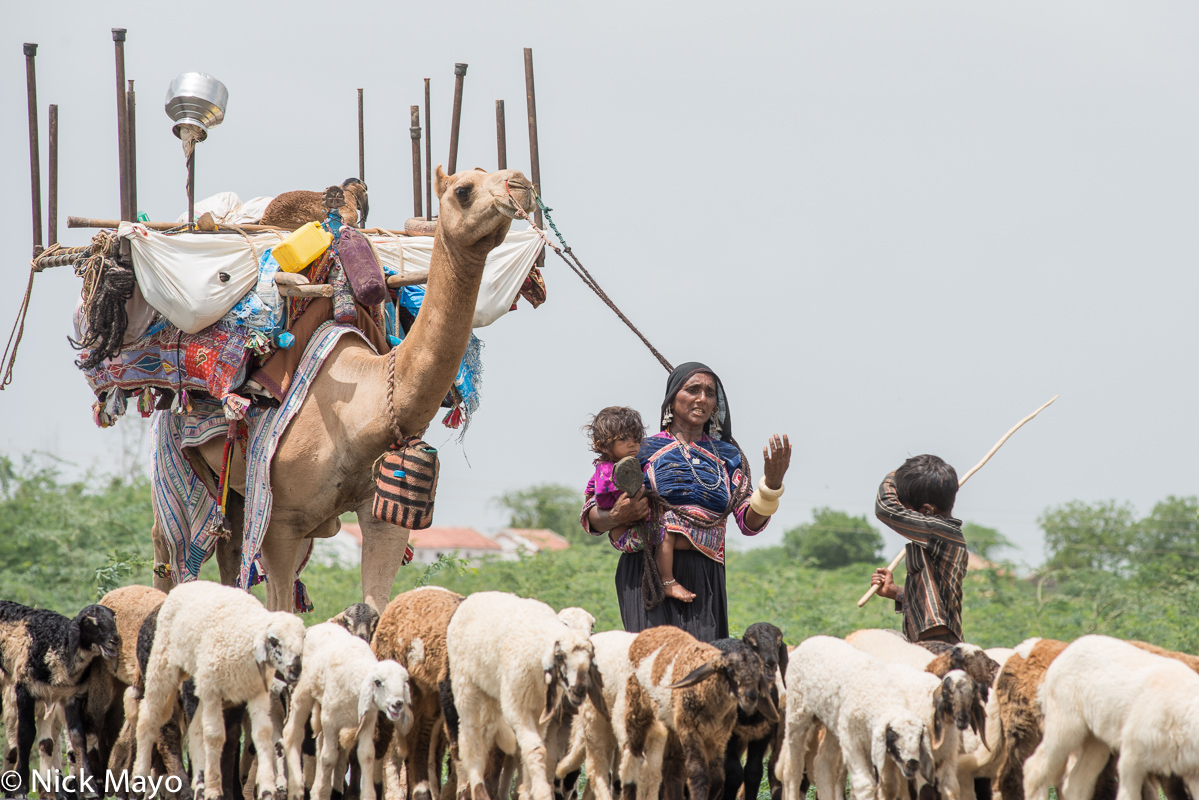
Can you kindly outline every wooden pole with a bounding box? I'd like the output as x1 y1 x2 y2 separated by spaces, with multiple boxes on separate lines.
523 48 543 228
495 100 507 170
424 78 432 220
127 80 138 220
410 105 423 218
447 63 468 175
67 216 411 235
857 395 1060 608
358 88 365 183
23 43 43 258
48 104 57 246
112 29 130 222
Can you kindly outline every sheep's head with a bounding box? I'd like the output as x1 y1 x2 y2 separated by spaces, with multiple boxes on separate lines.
930 669 973 749
329 603 380 644
541 629 606 724
742 622 788 688
361 660 412 735
670 641 775 720
879 715 925 781
557 607 596 635
256 613 306 685
68 604 120 672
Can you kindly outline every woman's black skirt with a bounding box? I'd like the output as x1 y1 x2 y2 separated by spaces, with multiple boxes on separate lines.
614 549 728 643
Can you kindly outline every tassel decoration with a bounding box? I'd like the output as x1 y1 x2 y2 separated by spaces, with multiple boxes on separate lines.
294 579 314 613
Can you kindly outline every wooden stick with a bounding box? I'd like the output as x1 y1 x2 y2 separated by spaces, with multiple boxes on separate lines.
48 104 57 247
24 43 42 258
358 88 365 183
857 394 1059 608
277 284 333 299
447 64 468 175
386 273 426 288
112 29 130 222
67 217 412 236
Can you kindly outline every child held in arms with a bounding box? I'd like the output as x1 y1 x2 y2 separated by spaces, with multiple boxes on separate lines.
869 454 968 645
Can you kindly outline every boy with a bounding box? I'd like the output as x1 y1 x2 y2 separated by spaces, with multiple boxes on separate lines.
869 454 967 645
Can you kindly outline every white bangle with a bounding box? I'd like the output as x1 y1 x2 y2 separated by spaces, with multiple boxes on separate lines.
757 477 784 499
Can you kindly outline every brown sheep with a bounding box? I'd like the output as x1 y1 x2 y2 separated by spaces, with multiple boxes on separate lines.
260 178 369 229
372 587 465 800
627 626 770 800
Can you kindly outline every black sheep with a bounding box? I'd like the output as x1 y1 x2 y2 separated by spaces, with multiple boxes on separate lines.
714 623 789 800
0 601 119 797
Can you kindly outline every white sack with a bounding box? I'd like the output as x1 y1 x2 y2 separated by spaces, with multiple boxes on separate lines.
120 222 265 334
370 228 543 327
175 192 276 225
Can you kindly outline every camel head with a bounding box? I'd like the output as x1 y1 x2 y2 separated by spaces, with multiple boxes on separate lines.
434 166 536 255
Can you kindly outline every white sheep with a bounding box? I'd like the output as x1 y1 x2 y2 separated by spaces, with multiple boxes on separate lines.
446 591 604 800
780 636 932 800
844 629 935 671
282 622 412 800
133 581 306 800
1023 635 1199 800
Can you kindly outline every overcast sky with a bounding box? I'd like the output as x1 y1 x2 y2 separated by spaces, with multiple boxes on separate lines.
2 1 1196 568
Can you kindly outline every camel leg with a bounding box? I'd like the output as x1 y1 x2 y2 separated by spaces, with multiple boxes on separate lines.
259 526 306 613
356 501 411 612
215 492 246 586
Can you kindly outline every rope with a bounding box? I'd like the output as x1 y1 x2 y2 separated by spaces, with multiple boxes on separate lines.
505 183 674 373
0 244 64 390
70 231 136 371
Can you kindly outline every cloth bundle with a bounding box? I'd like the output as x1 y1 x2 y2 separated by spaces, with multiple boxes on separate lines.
373 438 440 530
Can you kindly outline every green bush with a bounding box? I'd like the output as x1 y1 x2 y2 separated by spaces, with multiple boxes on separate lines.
783 508 883 569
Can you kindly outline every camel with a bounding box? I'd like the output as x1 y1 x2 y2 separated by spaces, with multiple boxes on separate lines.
150 166 536 612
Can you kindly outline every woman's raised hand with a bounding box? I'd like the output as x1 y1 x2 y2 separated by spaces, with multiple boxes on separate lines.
763 434 791 490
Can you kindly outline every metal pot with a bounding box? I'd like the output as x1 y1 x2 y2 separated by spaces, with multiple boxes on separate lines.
164 72 228 140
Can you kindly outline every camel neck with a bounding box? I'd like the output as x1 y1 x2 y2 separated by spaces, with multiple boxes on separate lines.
386 230 490 438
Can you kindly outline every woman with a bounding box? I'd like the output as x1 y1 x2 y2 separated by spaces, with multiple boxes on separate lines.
581 362 791 642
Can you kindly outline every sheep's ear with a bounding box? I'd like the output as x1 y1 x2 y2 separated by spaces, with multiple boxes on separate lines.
919 728 937 783
668 658 720 689
950 646 966 672
66 618 81 673
587 662 609 721
777 642 789 689
355 674 379 742
757 684 780 723
330 610 350 630
540 669 563 726
970 695 988 748
931 692 946 750
435 165 452 198
253 631 269 664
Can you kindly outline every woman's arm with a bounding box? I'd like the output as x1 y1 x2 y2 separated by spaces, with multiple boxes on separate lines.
586 490 651 533
741 434 791 532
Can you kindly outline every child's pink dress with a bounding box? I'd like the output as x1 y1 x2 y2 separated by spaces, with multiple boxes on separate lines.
586 461 624 510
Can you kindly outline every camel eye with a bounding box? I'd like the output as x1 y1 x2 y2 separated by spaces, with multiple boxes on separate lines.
455 186 471 203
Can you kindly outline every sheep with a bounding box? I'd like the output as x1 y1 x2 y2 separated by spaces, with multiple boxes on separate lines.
845 629 935 671
716 622 789 800
1023 635 1199 800
951 648 1015 800
0 601 120 795
780 636 935 800
330 602 381 644
133 580 305 800
372 586 465 800
281 622 411 800
993 638 1068 800
260 178 369 228
629 626 770 800
445 591 604 800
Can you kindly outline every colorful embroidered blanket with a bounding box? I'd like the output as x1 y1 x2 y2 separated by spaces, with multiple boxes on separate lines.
150 407 230 583
83 320 252 420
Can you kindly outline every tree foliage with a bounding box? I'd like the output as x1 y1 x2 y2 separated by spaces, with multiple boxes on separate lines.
962 522 1013 560
494 483 598 545
783 508 883 569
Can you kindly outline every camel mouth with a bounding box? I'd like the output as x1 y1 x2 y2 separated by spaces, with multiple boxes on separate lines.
498 181 536 219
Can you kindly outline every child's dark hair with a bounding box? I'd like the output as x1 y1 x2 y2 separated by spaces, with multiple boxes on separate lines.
895 454 958 514
585 406 645 458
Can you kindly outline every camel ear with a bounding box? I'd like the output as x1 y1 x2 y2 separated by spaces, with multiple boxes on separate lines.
540 669 563 726
668 658 721 689
587 662 609 720
435 165 452 198
777 642 789 689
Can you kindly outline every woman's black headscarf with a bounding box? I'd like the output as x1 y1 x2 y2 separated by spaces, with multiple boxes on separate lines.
659 361 738 449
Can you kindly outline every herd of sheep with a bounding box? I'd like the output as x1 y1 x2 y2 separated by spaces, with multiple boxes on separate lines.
0 581 1196 800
